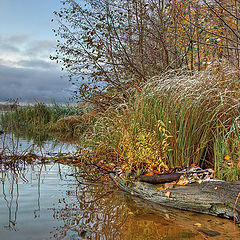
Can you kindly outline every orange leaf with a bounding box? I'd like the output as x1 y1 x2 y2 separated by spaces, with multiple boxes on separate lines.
164 182 174 189
224 155 231 161
165 191 171 198
165 214 170 219
237 162 240 168
146 173 154 176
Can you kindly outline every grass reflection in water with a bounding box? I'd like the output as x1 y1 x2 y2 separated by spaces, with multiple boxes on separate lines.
0 163 239 240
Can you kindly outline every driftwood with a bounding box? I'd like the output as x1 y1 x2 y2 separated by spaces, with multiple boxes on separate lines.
110 173 240 223
138 172 183 184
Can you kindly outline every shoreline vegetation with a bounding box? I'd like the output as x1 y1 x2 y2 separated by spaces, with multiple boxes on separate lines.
3 63 240 180
2 0 240 223
1 68 240 221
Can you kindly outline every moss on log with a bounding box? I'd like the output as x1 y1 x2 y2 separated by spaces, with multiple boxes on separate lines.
110 173 240 223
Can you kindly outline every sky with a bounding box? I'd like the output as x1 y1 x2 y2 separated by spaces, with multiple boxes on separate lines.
0 0 73 103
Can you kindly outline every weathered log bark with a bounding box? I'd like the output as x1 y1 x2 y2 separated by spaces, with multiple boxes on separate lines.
110 173 240 223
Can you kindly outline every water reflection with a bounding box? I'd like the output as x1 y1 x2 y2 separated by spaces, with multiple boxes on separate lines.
0 131 76 156
1 164 43 231
50 182 127 239
0 163 240 240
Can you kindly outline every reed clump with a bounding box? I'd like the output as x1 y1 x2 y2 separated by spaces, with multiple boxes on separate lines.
0 102 89 140
81 62 240 180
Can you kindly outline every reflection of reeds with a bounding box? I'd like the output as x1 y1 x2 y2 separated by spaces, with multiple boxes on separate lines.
1 166 22 230
0 163 59 230
50 180 128 239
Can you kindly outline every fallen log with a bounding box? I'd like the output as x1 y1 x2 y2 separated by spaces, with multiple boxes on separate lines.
138 172 183 184
109 173 240 223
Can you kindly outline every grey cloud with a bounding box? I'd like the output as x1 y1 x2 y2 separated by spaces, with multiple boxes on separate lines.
0 43 20 53
0 35 56 59
25 40 57 58
18 59 58 70
0 64 72 102
0 36 21 53
0 34 29 53
7 34 30 44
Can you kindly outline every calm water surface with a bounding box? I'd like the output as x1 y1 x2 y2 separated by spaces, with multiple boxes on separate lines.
0 134 240 239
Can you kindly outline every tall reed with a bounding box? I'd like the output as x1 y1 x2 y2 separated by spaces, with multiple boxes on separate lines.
82 61 240 180
131 61 240 169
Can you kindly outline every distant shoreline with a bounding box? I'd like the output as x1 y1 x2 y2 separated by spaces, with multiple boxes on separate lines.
0 101 76 111
0 103 16 111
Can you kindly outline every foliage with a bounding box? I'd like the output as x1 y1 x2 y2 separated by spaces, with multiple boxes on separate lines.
52 0 240 106
138 61 240 169
78 62 240 181
121 120 171 176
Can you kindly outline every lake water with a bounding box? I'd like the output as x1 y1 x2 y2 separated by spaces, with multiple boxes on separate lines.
0 132 76 156
0 130 240 239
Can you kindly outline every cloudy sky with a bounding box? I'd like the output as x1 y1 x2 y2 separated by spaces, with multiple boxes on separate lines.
0 0 73 103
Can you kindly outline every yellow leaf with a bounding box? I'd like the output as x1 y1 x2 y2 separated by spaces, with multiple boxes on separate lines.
208 169 215 173
177 179 189 186
158 120 166 127
224 155 231 161
131 191 134 195
194 223 202 227
214 187 218 190
165 191 171 198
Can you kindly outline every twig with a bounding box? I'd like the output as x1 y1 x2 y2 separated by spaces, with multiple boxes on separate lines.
233 191 240 225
